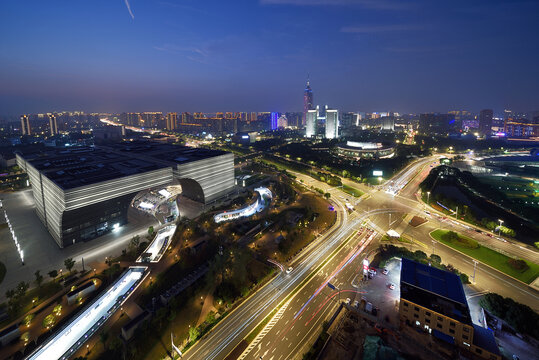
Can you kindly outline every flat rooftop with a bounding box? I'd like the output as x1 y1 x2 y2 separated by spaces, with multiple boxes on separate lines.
401 258 467 306
17 142 229 190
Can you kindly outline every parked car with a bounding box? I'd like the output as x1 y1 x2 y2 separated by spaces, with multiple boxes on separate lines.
352 300 359 309
345 298 351 305
382 269 389 275
389 283 395 290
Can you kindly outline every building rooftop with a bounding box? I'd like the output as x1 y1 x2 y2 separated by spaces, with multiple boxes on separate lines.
472 324 501 356
401 258 467 305
400 258 471 324
17 142 229 190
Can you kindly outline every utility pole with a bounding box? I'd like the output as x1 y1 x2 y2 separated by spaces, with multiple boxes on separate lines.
455 206 458 219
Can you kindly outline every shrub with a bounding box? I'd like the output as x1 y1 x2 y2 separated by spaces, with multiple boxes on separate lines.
507 259 529 272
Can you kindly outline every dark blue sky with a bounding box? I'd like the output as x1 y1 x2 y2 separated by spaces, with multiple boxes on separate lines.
1 0 538 115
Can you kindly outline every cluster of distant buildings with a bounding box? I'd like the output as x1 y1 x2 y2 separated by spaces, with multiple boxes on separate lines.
419 109 539 139
0 79 536 146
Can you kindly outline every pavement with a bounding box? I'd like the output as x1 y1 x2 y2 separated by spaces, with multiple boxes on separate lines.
0 189 157 301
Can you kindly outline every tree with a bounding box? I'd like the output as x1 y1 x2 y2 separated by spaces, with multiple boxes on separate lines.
34 270 44 288
429 254 442 264
64 258 75 274
5 289 15 302
42 314 55 329
48 270 58 280
16 281 29 298
324 192 331 199
129 235 140 253
189 326 200 342
23 313 35 326
148 226 154 235
99 331 109 348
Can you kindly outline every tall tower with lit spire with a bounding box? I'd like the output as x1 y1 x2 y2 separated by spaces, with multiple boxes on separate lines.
303 76 313 126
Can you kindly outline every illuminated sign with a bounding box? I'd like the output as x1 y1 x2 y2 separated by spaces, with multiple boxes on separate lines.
373 170 383 177
241 135 250 139
363 259 369 274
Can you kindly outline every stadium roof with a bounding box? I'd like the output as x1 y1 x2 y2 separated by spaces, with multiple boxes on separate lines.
17 142 229 190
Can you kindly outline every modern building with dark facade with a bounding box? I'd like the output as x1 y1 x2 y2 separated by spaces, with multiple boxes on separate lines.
16 143 235 248
479 109 494 136
399 258 501 360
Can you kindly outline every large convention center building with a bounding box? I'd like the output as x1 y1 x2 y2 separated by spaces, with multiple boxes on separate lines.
16 142 234 247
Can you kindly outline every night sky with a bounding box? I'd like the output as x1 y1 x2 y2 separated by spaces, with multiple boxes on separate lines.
1 0 538 115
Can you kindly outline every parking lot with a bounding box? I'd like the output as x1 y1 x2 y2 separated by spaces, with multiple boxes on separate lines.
350 258 402 326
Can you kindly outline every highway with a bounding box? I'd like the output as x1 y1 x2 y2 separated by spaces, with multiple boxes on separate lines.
182 155 538 360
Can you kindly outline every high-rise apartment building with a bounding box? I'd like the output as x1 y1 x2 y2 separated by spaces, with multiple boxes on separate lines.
303 79 314 126
20 114 31 135
305 109 317 137
48 114 58 136
166 112 178 131
270 112 279 130
325 109 339 139
479 109 493 136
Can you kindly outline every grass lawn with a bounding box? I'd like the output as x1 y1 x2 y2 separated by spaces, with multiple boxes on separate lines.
342 184 364 197
431 229 539 284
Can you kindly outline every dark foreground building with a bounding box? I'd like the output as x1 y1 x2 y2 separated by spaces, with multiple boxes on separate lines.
16 142 234 247
399 258 501 360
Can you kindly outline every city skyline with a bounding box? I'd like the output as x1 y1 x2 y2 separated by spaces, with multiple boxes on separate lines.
1 0 539 115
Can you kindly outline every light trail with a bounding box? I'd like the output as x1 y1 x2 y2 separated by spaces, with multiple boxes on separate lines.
295 229 376 320
305 289 365 327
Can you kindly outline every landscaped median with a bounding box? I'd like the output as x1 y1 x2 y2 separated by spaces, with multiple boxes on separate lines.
430 229 539 284
342 184 364 198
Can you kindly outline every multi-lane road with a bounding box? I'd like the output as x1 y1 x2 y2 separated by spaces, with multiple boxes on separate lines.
181 155 538 360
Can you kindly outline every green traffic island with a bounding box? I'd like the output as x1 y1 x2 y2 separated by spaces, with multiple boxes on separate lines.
430 229 539 284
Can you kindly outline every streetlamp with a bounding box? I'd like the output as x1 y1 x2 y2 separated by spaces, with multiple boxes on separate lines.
498 219 504 236
426 191 430 205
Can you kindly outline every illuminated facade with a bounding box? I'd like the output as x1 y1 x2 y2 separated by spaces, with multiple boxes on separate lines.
271 112 279 130
305 109 317 137
20 114 31 135
17 143 234 247
399 259 501 360
48 114 58 136
325 109 339 139
336 141 394 159
166 112 178 131
303 79 313 125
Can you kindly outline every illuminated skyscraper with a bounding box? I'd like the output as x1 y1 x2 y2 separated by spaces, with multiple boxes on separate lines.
325 109 339 139
305 109 317 137
20 114 31 135
48 114 58 136
270 112 279 130
303 78 313 126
